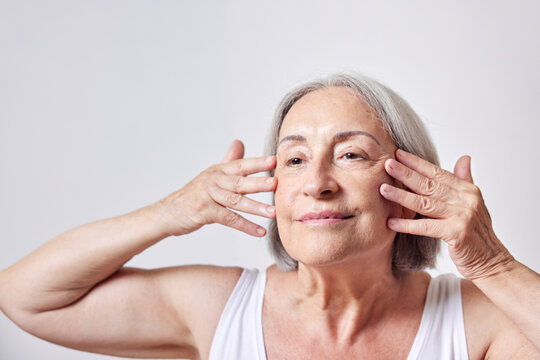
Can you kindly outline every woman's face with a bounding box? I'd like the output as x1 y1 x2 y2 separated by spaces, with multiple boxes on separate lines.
274 86 406 267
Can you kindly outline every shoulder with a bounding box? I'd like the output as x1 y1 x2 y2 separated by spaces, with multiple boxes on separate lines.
460 278 496 359
150 264 244 303
460 278 540 360
150 265 245 357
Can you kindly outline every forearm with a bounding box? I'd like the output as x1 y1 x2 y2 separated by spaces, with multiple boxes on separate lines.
473 260 540 350
0 201 168 314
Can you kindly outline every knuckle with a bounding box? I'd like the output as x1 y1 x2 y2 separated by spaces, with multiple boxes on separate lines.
232 176 243 192
466 186 483 207
418 220 429 234
466 195 481 210
431 166 445 179
469 184 482 196
423 178 438 195
200 168 217 182
401 166 413 179
419 196 435 213
234 161 244 173
226 192 243 206
223 211 240 226
206 164 219 174
422 221 431 234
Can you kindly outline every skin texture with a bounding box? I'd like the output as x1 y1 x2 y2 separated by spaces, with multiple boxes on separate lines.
380 151 515 281
0 85 538 359
274 86 414 268
265 86 539 358
158 140 278 238
268 87 422 353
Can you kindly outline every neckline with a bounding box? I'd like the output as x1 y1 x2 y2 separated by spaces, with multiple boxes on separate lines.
257 267 436 360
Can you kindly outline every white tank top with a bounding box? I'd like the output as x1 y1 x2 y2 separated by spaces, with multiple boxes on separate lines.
208 268 469 360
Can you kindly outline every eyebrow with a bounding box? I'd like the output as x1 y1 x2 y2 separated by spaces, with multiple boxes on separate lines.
278 130 381 147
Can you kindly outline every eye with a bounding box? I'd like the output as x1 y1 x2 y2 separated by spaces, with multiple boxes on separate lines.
342 152 364 160
286 157 304 166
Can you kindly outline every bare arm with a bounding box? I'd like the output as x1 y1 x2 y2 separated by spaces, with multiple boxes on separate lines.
0 140 277 358
474 261 540 357
462 277 540 360
0 203 166 314
0 203 203 358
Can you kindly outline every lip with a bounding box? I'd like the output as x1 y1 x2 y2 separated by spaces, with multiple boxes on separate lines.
298 210 353 225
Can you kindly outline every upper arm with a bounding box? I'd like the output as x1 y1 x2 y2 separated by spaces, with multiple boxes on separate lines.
461 279 540 360
6 265 243 359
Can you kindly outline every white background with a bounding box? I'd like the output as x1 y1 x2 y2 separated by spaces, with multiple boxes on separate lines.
1 1 539 359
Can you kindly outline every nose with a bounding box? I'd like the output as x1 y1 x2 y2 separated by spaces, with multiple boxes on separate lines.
302 158 339 198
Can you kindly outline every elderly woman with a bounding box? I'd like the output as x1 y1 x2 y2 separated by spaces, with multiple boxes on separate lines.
0 73 538 360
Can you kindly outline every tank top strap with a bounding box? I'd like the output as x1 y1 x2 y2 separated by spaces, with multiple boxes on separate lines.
406 273 469 360
208 267 267 360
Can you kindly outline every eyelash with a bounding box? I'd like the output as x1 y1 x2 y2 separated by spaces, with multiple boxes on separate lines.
342 152 363 160
286 157 304 166
285 152 365 166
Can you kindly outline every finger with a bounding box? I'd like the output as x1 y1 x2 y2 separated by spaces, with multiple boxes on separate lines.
380 183 449 218
386 217 447 240
209 186 276 218
384 158 457 201
453 155 474 183
221 140 245 163
216 174 277 195
220 155 276 176
214 206 267 237
395 149 456 185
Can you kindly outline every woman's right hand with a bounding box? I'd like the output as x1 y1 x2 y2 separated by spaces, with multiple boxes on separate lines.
156 140 277 237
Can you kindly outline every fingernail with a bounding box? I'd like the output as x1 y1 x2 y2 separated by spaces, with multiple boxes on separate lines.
266 156 275 163
266 177 275 184
257 227 266 235
381 183 390 193
388 218 398 227
386 159 396 170
266 206 275 215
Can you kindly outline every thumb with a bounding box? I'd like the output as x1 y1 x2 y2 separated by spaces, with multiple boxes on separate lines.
221 139 245 163
453 155 474 183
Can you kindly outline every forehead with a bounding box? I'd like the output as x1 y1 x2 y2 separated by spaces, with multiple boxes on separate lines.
279 86 394 148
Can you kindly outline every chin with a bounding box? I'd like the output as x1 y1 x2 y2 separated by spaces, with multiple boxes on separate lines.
282 229 394 268
284 233 363 267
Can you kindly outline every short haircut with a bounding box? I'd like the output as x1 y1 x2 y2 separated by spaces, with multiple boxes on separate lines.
265 72 441 274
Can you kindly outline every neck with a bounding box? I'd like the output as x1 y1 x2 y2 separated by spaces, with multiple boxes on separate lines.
292 243 408 341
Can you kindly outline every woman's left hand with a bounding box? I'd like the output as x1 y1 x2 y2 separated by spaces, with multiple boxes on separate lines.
380 149 516 281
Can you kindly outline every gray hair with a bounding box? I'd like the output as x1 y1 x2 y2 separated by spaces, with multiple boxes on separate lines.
265 72 440 274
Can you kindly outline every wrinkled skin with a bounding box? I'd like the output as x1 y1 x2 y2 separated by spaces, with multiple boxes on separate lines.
380 149 515 280
158 140 277 238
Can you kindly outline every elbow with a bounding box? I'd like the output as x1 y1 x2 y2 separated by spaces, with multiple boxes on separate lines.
0 271 43 336
0 268 32 323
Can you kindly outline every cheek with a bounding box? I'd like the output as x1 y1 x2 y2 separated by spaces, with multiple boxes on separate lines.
350 167 400 215
273 174 294 214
